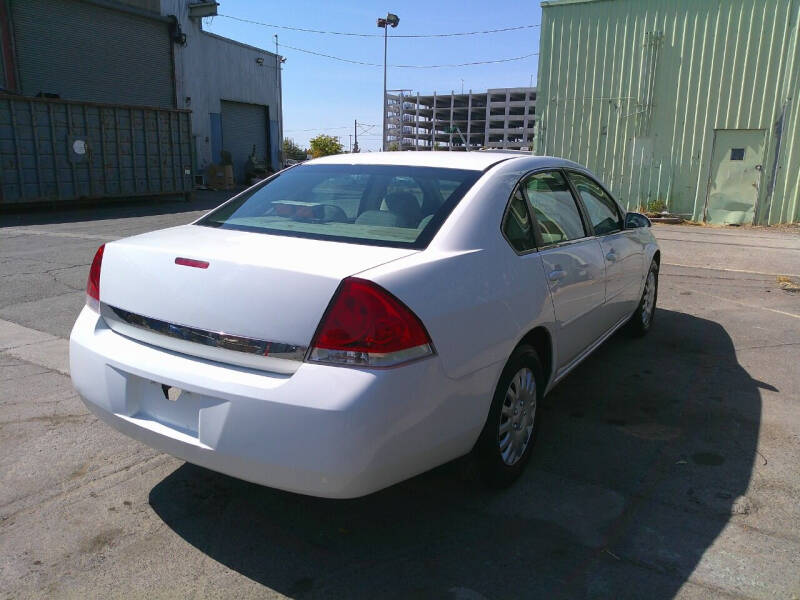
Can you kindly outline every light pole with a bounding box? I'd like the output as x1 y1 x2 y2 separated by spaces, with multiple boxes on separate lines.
377 13 399 151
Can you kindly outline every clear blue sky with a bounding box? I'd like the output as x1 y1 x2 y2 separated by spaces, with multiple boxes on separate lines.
203 1 542 152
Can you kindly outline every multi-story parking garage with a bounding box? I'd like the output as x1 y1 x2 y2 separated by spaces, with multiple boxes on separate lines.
385 87 536 151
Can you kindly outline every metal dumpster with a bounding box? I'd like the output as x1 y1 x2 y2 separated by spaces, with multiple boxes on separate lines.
0 95 193 206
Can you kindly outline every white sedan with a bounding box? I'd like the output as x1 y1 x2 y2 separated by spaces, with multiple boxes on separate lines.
70 152 659 498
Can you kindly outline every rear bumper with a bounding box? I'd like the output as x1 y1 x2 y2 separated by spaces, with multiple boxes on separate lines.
69 307 495 498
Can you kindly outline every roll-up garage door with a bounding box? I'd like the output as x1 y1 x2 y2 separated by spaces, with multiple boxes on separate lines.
221 100 269 183
11 0 174 108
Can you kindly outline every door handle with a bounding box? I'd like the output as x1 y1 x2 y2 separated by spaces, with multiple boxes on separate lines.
605 250 617 262
548 269 567 282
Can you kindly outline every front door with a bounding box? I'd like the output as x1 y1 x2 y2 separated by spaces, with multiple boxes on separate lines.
704 129 766 224
567 170 646 326
521 170 608 370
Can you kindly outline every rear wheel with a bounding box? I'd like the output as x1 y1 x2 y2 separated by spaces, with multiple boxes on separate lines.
627 259 659 337
471 345 544 488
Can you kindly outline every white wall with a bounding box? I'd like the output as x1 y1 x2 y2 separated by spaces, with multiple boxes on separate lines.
162 0 282 171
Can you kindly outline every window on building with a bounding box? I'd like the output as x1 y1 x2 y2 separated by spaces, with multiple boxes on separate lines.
730 148 745 161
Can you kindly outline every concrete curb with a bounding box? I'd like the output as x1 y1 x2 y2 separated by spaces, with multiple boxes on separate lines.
0 319 70 375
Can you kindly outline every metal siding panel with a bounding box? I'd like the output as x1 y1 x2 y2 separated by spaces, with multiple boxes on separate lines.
11 0 173 108
773 18 800 223
537 0 800 223
220 100 268 183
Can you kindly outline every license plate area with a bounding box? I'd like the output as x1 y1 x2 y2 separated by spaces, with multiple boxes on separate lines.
106 366 230 448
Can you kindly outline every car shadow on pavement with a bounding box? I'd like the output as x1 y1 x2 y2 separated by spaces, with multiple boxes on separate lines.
149 308 767 599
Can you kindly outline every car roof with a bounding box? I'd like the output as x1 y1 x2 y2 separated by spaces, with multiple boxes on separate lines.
307 151 585 172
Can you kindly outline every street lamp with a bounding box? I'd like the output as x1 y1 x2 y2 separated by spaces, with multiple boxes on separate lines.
377 12 399 151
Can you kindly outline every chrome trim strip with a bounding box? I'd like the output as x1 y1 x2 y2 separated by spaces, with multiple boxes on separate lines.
100 303 307 372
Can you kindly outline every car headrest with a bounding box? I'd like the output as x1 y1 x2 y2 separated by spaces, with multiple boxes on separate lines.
385 192 422 225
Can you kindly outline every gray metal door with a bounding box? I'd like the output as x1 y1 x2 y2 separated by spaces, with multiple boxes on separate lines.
221 100 268 183
704 129 767 224
11 0 174 108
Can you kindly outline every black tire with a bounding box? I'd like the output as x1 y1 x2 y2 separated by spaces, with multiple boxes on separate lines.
627 259 659 337
471 345 544 488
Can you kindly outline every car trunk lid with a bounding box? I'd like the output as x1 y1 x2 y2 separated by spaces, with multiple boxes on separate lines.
99 225 416 371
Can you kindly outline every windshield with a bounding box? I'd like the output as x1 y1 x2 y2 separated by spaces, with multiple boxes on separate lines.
197 164 482 249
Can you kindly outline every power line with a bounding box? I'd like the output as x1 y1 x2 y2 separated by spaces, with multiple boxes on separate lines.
285 123 377 134
285 125 351 132
280 43 381 66
218 14 539 38
397 52 538 68
278 42 537 68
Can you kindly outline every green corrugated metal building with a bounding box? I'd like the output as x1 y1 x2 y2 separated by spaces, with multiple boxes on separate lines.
536 0 800 224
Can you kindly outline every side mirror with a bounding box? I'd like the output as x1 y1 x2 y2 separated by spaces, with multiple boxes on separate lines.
625 212 651 229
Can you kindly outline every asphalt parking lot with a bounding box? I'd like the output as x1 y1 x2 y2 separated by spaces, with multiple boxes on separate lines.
1 196 799 599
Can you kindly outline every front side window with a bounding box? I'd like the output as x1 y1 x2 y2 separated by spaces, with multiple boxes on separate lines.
502 188 536 253
523 170 586 246
568 171 623 235
198 164 481 248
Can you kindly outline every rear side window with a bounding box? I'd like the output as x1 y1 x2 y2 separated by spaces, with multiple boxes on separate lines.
523 171 586 245
568 171 622 235
502 188 536 253
198 164 481 249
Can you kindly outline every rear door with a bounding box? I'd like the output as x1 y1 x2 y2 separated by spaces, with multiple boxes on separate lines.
567 171 645 326
521 170 607 369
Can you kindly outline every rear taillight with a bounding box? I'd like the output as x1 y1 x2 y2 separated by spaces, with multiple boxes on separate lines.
86 244 105 311
308 277 434 367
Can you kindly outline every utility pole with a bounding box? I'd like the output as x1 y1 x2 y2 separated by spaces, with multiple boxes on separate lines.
353 119 360 153
349 134 352 153
377 13 399 151
274 34 285 169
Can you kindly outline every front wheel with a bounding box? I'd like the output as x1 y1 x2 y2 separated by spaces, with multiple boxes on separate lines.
471 345 544 488
627 259 659 337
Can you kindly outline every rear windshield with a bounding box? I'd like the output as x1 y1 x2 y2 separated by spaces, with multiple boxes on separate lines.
197 164 482 249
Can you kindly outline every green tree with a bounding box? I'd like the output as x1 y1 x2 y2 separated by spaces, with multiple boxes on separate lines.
309 134 344 158
282 138 307 161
